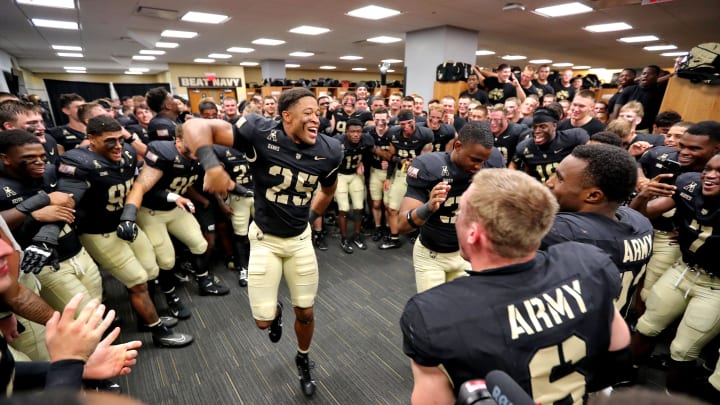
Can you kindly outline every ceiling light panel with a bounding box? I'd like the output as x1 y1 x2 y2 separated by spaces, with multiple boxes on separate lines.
367 36 402 44
529 59 552 64
661 51 688 57
239 61 259 66
289 26 330 35
181 11 229 24
618 35 659 43
155 42 179 48
285 64 300 68
194 58 215 63
208 53 232 59
347 5 400 20
352 67 367 71
583 22 632 33
319 65 336 70
132 55 156 60
52 45 82 51
340 55 363 60
533 2 593 18
227 47 254 53
289 51 314 57
644 44 677 51
161 30 198 38
18 0 75 9
32 19 78 30
501 55 526 60
382 58 403 63
139 50 165 55
475 50 495 56
552 62 574 67
252 38 285 46
57 52 83 57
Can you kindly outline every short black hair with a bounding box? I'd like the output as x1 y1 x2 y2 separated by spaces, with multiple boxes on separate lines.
86 115 122 136
655 110 682 128
571 144 638 203
458 122 494 149
59 93 84 109
145 87 170 113
277 88 315 114
346 118 363 129
121 96 133 102
622 68 637 76
0 129 41 154
644 65 661 75
372 106 389 116
590 131 623 147
198 101 218 112
686 121 720 143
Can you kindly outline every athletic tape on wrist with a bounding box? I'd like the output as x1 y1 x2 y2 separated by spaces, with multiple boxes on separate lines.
196 145 221 170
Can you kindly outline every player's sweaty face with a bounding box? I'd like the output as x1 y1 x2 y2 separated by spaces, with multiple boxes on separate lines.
283 96 320 145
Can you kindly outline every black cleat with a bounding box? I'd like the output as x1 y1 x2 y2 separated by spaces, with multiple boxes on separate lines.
312 230 328 251
166 292 191 320
295 353 317 397
268 302 283 343
138 315 178 331
151 324 194 348
379 238 401 250
225 256 236 270
340 237 354 254
238 267 248 287
353 234 367 250
371 227 384 241
197 275 230 296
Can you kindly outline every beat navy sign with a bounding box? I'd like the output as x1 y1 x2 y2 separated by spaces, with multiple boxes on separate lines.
178 77 243 88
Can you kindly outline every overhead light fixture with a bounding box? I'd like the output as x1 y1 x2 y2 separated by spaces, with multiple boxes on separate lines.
53 45 82 51
227 47 254 53
155 42 179 48
32 18 78 30
583 22 632 33
529 59 553 64
64 66 85 70
161 30 198 38
128 67 150 72
533 2 592 18
387 69 395 73
239 61 259 66
502 55 526 60
382 58 403 63
252 38 285 46
180 11 229 24
618 35 659 43
319 65 336 70
139 50 165 55
340 55 363 60
208 53 232 59
65 70 86 74
194 58 215 63
644 44 677 51
367 36 402 44
132 55 156 60
475 50 495 56
573 65 591 69
285 63 301 68
124 71 143 75
552 62 574 67
18 0 74 9
289 25 330 35
352 67 367 71
661 51 688 57
57 52 83 58
347 5 400 20
289 51 314 57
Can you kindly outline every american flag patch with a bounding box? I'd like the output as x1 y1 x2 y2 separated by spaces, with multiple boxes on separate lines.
157 129 169 137
58 163 77 175
145 150 158 163
407 166 419 178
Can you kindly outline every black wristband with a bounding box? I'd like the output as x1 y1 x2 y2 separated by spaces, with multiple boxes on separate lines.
16 191 51 214
308 210 320 224
233 183 250 195
196 145 222 171
120 203 138 222
33 223 60 245
406 210 421 228
415 202 433 221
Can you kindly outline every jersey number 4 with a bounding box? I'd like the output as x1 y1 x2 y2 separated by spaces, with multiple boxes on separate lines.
265 165 318 206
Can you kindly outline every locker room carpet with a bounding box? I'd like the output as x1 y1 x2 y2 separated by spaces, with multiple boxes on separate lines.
103 230 669 404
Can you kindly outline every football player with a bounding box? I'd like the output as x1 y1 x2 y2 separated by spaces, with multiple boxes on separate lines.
146 87 180 142
365 107 393 242
487 104 531 166
46 93 86 151
0 100 61 165
421 105 456 152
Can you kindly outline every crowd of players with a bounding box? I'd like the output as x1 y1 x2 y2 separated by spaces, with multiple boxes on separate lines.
0 59 717 404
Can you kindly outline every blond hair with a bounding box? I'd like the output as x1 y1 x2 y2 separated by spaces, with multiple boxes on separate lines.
464 169 558 258
620 101 644 118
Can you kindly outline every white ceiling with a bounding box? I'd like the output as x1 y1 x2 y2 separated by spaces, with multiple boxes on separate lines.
1 0 718 76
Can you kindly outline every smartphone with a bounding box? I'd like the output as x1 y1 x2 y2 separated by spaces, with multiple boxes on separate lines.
659 159 681 184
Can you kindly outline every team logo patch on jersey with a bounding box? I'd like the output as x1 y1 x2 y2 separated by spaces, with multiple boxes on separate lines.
145 150 158 163
441 166 450 177
684 181 698 193
3 186 16 197
157 129 169 137
296 153 302 160
93 160 102 169
58 163 77 175
701 209 709 215
407 166 419 178
267 130 278 143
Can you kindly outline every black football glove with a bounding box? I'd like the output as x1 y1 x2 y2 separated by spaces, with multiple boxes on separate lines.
21 242 60 274
117 204 139 242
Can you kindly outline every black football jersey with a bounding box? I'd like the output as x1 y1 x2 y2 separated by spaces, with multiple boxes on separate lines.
513 128 589 182
673 173 720 273
484 77 517 105
541 207 653 314
333 133 374 175
57 145 137 234
557 118 606 136
147 116 177 141
142 141 201 211
43 134 61 166
495 123 531 166
366 126 392 170
388 125 434 171
418 122 455 152
47 125 85 150
125 124 150 145
232 114 343 237
215 145 253 189
332 109 372 135
401 242 620 403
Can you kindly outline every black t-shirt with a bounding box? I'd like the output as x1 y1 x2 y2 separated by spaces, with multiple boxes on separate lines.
232 114 343 237
557 118 606 136
406 151 503 253
366 126 392 170
333 133 375 175
513 128 589 182
57 145 138 234
484 77 516 105
494 123 531 165
47 125 85 151
615 84 667 131
142 141 202 211
147 115 177 141
459 88 490 105
541 207 653 314
401 242 620 403
552 82 575 101
215 145 253 190
673 172 720 273
532 80 555 98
